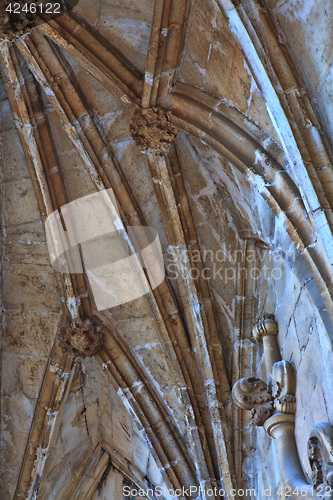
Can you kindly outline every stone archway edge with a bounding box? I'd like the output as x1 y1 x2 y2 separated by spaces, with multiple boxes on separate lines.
162 90 333 326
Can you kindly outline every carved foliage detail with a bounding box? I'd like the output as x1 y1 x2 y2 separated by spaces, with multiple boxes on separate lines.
232 376 274 426
308 423 333 491
0 0 38 40
58 319 103 358
0 0 67 41
274 395 296 414
130 107 178 156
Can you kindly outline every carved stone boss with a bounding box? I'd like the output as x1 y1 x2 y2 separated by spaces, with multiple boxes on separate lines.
232 315 333 499
130 107 178 156
58 318 103 358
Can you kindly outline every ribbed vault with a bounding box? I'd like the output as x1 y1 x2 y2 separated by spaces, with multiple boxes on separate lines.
0 1 332 499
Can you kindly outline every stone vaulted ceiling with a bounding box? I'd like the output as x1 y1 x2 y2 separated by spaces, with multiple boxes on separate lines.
0 0 333 499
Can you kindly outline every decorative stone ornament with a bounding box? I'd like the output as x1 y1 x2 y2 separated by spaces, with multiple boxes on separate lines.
232 330 297 426
233 314 330 498
130 107 178 156
0 0 78 41
0 0 41 41
232 376 274 426
232 317 297 426
308 423 333 491
252 313 277 341
58 318 103 358
271 360 297 414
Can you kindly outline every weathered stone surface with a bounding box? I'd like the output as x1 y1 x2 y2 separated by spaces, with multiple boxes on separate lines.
2 350 46 398
2 270 61 312
1 129 28 181
2 178 41 227
2 312 59 356
179 0 281 143
280 318 301 368
322 352 333 420
96 0 154 73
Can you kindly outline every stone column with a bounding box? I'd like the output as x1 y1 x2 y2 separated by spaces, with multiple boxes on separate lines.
252 314 280 379
264 414 322 499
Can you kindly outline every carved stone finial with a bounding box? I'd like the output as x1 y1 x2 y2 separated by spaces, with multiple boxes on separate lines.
232 376 274 426
252 313 278 342
58 319 103 358
308 423 333 491
130 107 178 156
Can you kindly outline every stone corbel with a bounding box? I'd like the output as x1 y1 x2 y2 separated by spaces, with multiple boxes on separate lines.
232 314 332 499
